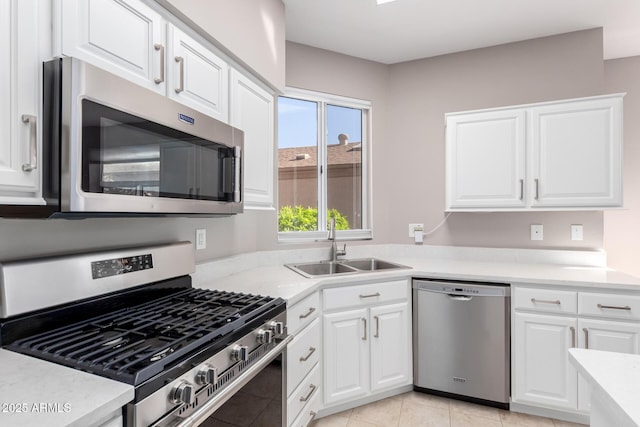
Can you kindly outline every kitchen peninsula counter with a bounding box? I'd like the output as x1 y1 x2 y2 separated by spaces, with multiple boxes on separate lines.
0 349 133 427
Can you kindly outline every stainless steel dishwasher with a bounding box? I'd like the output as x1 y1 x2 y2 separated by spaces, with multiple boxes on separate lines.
413 278 511 408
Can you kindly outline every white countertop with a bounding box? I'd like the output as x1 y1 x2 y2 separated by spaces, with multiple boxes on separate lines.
3 244 640 427
192 245 640 304
569 348 640 427
0 349 133 427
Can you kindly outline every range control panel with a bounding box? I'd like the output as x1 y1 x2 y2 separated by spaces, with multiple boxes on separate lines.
91 254 153 279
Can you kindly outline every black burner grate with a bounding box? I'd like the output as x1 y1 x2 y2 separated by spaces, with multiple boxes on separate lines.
7 288 282 385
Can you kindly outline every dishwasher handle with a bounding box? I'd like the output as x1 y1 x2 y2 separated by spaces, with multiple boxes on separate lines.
448 294 472 301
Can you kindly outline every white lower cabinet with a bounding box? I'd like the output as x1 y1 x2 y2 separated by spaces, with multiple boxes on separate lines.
513 311 578 409
513 286 640 418
576 318 640 411
286 292 321 427
323 280 412 408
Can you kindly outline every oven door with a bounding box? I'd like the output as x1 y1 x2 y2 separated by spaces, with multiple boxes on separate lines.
162 337 291 427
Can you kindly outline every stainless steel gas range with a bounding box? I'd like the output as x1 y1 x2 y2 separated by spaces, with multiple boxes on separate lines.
0 242 290 427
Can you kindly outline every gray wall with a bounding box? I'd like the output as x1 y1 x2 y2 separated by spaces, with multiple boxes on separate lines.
286 29 607 252
157 0 286 90
603 56 640 276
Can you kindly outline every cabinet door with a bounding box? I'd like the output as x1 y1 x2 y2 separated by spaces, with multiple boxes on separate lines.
61 0 165 94
446 109 526 209
513 312 578 410
370 302 411 392
577 318 640 411
323 309 369 405
168 25 229 122
0 0 47 202
530 95 623 208
230 69 275 209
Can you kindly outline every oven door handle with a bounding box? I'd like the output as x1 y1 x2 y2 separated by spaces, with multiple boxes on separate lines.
164 335 292 427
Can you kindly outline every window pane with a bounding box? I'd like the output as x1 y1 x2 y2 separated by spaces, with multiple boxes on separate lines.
326 104 362 230
277 97 319 231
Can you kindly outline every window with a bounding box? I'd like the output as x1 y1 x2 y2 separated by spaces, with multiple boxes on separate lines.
277 88 371 241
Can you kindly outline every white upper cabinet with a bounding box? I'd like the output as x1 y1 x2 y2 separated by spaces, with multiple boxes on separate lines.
59 0 230 121
60 0 166 94
446 94 624 211
167 24 228 122
446 109 526 209
230 69 275 209
0 0 49 204
529 96 623 208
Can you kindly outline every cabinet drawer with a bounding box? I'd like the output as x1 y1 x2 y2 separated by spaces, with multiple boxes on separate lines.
288 292 320 336
323 280 409 311
513 287 577 313
287 364 321 426
287 318 320 395
579 292 640 320
289 385 321 427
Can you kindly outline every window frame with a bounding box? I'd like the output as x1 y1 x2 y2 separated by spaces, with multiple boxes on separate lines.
277 87 373 242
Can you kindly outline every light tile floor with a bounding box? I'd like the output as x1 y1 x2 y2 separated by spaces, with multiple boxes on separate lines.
310 392 587 427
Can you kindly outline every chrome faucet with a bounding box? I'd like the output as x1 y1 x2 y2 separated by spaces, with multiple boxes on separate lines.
328 217 347 262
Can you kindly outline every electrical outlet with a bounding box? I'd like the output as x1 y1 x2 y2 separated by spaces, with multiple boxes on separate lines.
530 224 543 241
409 223 424 238
196 229 206 250
571 224 584 241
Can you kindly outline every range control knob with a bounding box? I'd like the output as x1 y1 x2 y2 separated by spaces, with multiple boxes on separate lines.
256 329 274 344
170 380 195 405
196 364 218 385
268 321 285 335
231 345 249 362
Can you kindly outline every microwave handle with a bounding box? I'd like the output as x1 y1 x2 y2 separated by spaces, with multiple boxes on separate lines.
233 146 241 203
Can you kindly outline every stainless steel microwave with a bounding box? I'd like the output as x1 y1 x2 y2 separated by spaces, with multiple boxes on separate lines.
42 57 243 217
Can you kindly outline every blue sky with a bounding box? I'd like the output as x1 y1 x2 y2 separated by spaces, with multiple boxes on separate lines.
278 97 362 148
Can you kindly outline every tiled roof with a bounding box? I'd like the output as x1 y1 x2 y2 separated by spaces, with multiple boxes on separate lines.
278 142 361 168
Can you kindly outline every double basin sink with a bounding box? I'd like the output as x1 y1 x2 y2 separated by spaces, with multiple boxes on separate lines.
286 258 410 278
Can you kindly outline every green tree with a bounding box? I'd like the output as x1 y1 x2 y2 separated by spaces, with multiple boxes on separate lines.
278 206 350 232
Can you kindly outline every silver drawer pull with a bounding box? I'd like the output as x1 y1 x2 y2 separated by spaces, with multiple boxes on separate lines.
154 43 165 84
531 298 561 305
359 292 380 299
597 304 631 311
583 328 589 349
299 307 316 319
175 56 185 93
362 318 367 341
299 346 316 362
374 315 379 338
21 114 37 171
303 411 317 427
299 384 317 402
570 326 576 348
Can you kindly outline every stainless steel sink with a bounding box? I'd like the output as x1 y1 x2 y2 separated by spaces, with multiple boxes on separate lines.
342 258 405 271
285 258 409 278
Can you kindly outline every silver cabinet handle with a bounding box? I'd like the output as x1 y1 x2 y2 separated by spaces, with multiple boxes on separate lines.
154 44 165 84
299 384 317 402
299 346 316 362
519 179 524 200
299 307 316 319
583 328 589 349
359 292 380 299
570 326 576 348
362 318 367 340
374 315 379 338
175 56 184 93
303 411 317 427
534 178 540 200
21 114 37 172
597 304 631 311
531 298 561 305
